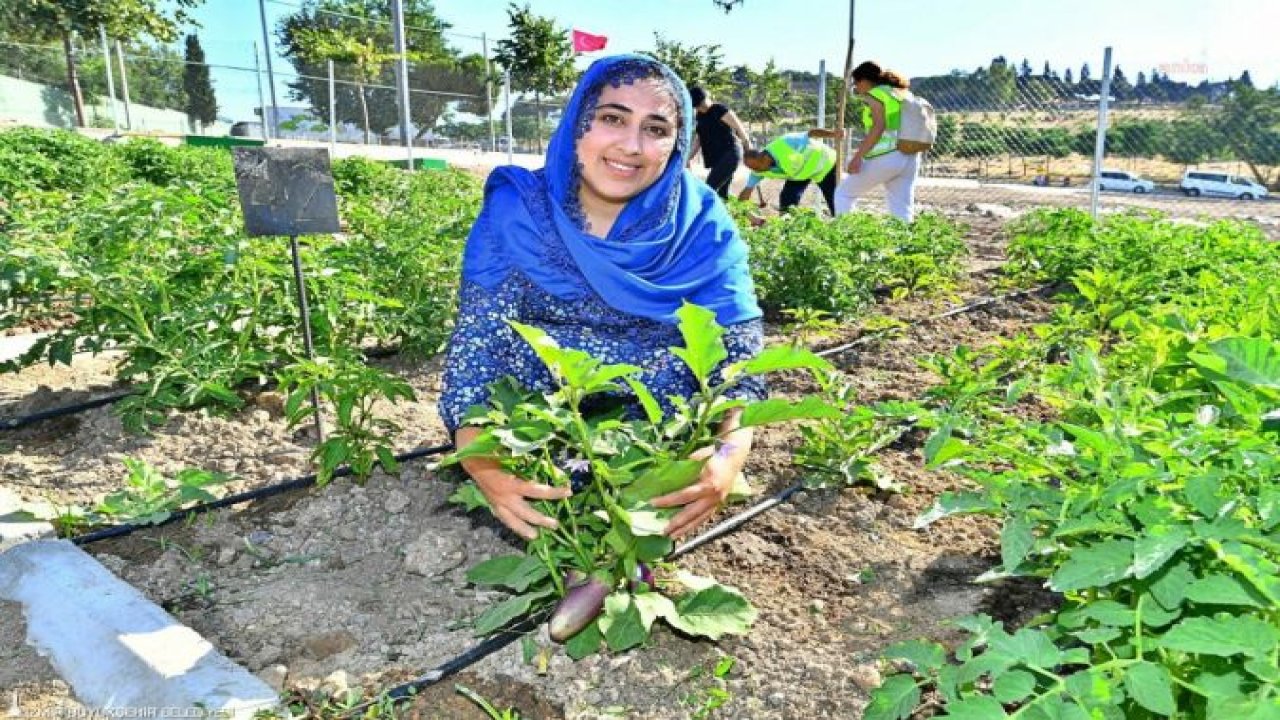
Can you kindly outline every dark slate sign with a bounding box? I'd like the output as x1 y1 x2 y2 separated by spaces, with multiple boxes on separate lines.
233 147 340 237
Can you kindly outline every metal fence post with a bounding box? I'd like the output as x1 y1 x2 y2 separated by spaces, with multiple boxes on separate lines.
253 42 269 140
483 32 497 153
328 59 337 153
504 70 514 165
817 60 827 129
257 0 281 139
114 40 133 130
98 26 119 133
1089 46 1115 219
390 0 414 170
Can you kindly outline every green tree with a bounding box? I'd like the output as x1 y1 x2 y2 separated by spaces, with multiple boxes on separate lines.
647 33 731 97
987 56 1016 105
182 33 217 130
735 59 795 136
493 3 576 154
1213 84 1280 186
0 0 201 127
279 0 467 144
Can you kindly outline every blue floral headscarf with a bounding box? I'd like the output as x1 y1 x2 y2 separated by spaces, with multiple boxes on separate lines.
460 54 760 325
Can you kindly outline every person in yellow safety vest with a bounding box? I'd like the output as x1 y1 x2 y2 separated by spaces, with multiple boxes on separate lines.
834 61 921 222
737 128 844 214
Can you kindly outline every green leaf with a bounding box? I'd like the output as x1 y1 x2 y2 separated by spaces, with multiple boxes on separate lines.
465 555 549 592
667 584 757 640
625 378 663 425
473 589 550 636
619 460 705 506
1049 539 1134 592
1185 474 1225 518
993 669 1037 703
1001 518 1035 572
1132 525 1191 580
990 627 1061 669
1158 615 1280 658
734 344 833 376
564 619 602 660
448 482 490 512
1191 337 1280 389
1124 661 1175 716
941 695 1009 719
1185 574 1267 608
671 302 727 385
631 591 677 632
739 396 840 427
914 491 997 528
882 639 947 674
634 535 673 562
863 675 921 720
602 594 647 652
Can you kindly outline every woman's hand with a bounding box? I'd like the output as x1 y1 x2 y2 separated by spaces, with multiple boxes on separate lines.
456 427 571 540
651 444 741 539
847 155 864 174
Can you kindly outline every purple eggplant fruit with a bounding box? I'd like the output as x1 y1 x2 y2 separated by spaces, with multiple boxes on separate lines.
549 575 610 643
631 562 655 590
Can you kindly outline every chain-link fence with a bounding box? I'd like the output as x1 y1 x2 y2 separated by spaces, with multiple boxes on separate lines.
3 25 1275 222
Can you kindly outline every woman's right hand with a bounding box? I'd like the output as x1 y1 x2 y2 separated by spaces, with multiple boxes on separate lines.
465 458 572 540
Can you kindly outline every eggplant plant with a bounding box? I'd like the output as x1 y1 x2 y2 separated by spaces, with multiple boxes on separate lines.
443 302 839 658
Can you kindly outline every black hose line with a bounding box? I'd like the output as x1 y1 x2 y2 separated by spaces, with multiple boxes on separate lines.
1 390 135 431
70 443 454 546
1 345 404 432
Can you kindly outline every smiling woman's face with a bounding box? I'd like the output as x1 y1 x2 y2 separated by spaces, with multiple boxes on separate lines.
575 78 679 230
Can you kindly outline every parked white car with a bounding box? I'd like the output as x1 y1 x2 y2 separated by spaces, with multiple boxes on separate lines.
1181 171 1270 200
1094 170 1155 193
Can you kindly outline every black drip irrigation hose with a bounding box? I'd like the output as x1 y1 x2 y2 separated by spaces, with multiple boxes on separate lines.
70 443 453 546
1 345 406 432
1 389 135 430
337 283 1062 713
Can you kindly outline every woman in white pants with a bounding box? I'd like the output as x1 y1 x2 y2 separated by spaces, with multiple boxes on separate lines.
834 61 920 222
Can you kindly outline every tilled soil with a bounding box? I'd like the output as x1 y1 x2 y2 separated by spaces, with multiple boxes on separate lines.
1 226 1059 719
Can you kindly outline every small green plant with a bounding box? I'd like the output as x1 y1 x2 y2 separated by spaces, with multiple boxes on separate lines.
455 685 525 720
781 307 840 345
683 655 736 719
279 352 415 484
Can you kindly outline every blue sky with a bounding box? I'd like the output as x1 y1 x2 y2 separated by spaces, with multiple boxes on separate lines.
185 0 1277 123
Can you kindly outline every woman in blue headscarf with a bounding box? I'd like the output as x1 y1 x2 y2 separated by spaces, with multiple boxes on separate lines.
439 55 765 542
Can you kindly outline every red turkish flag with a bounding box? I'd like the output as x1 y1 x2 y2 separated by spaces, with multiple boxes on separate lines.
572 29 608 54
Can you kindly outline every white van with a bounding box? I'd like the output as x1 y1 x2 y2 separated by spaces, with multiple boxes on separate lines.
1095 170 1155 194
1180 171 1270 200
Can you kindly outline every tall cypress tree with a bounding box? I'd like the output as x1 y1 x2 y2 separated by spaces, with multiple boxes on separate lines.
182 33 217 131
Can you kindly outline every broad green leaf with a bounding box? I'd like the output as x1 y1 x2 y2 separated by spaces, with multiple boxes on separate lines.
667 584 757 640
1148 560 1196 611
624 507 673 537
739 396 841 427
1073 627 1122 644
734 344 833 377
863 675 920 720
671 303 727 385
992 669 1037 703
564 619 602 660
1158 615 1280 658
1001 518 1035 572
602 594 647 652
882 640 947 673
1131 525 1191 580
1191 337 1280 389
1049 539 1134 592
990 627 1062 669
1244 660 1280 684
1209 696 1280 720
1185 574 1267 608
631 591 677 632
465 555 549 592
619 460 704 506
624 378 663 425
925 436 970 470
634 535 673 562
1124 661 1175 716
1185 474 1225 518
473 589 550 636
914 491 997 529
941 695 1009 719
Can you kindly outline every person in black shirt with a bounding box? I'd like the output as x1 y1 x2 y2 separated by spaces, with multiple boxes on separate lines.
686 86 752 199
